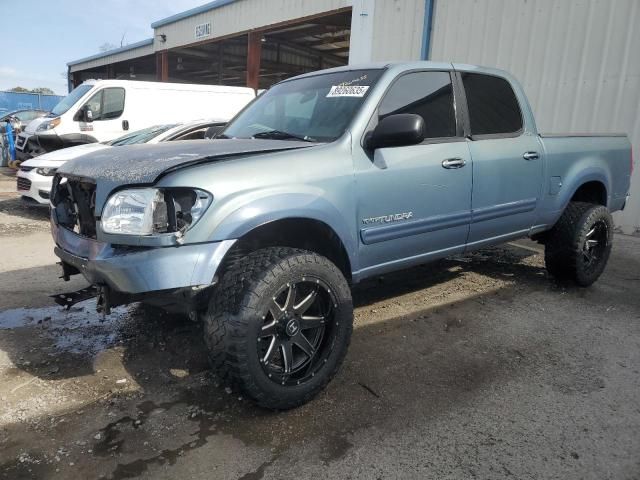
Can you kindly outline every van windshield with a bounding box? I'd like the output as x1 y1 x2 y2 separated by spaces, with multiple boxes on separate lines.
50 84 93 116
221 69 383 143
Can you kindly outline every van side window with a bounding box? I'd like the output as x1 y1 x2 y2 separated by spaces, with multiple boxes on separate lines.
460 73 522 136
378 71 456 139
82 88 125 121
101 88 125 120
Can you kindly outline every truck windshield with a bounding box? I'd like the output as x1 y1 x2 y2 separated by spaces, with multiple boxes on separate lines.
105 124 178 146
50 84 93 116
222 69 383 143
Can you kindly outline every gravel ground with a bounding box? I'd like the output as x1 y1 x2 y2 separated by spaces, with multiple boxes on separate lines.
0 169 639 479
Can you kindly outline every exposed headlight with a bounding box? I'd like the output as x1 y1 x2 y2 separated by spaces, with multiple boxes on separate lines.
101 187 212 236
36 117 61 132
36 167 57 176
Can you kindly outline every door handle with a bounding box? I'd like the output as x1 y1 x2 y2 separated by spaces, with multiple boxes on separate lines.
523 151 539 160
122 120 129 131
442 157 466 169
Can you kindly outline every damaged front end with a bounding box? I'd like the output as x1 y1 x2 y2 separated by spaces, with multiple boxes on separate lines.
50 173 235 315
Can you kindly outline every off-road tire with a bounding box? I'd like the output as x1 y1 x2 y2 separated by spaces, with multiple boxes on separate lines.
544 201 613 286
203 247 353 410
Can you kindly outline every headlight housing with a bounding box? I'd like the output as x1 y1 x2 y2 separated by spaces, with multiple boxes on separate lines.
36 117 61 132
101 187 212 236
36 167 57 176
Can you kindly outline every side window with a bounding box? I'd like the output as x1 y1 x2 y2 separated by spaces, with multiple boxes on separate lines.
101 88 125 120
84 91 103 119
378 71 457 139
82 88 125 121
461 73 522 136
173 128 207 141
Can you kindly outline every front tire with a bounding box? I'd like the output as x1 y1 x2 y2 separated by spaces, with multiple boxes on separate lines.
544 201 613 286
203 247 353 410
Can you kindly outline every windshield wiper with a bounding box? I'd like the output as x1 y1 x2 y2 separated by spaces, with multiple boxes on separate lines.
252 130 316 142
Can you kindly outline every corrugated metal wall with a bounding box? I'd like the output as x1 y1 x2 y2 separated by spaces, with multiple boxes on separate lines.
430 0 640 233
69 43 154 73
155 0 352 51
371 0 425 61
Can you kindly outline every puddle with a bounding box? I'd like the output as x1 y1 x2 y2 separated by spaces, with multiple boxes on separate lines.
0 299 131 354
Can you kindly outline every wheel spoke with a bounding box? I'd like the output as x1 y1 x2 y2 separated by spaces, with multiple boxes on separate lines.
292 332 316 358
281 340 293 374
260 320 278 337
262 336 278 364
299 315 325 330
269 298 285 321
294 288 317 315
282 284 296 313
585 227 596 239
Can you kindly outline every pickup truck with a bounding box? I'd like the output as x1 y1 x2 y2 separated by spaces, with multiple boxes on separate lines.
50 62 633 410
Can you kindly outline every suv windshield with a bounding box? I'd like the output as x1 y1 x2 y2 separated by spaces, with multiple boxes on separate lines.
50 84 93 116
105 124 178 146
222 69 383 143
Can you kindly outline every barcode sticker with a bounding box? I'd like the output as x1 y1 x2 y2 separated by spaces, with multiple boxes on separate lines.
326 85 370 98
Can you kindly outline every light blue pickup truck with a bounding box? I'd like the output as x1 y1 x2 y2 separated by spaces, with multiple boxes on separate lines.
51 62 632 409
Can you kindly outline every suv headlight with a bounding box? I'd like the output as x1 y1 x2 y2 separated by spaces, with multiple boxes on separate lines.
37 117 61 132
36 167 57 176
101 187 212 236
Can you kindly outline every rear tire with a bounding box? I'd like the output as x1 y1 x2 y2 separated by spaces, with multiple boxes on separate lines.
203 247 353 410
544 201 613 286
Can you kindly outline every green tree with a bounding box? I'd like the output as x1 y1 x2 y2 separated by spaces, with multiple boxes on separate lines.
9 87 29 93
30 87 55 95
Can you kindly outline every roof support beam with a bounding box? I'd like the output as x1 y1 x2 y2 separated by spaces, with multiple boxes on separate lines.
246 31 263 90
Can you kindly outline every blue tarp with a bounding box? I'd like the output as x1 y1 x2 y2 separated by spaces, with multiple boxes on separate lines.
0 91 64 116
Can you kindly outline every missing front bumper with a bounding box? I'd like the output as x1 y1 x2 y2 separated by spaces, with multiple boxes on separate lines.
52 222 236 295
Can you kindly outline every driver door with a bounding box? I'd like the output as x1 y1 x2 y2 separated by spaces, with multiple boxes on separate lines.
77 87 126 142
354 71 473 275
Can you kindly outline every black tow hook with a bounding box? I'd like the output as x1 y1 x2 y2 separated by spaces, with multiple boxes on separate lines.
96 285 112 315
51 285 99 310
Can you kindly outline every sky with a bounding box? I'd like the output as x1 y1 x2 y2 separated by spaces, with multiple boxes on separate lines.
0 0 207 95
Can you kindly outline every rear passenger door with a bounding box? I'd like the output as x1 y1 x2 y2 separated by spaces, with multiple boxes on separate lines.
355 70 473 272
459 72 544 246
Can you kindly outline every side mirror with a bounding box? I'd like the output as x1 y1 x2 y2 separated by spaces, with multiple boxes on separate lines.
366 113 425 150
84 106 94 123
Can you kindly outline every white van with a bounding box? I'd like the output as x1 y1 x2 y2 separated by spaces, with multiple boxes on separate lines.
15 80 255 159
16 120 225 205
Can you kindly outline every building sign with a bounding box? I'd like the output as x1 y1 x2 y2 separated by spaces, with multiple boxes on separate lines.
195 22 211 40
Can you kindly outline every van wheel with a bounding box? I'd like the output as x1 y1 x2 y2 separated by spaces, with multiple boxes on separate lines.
203 247 353 410
544 201 613 286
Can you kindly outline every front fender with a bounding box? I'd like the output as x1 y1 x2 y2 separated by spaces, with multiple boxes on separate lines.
202 189 359 272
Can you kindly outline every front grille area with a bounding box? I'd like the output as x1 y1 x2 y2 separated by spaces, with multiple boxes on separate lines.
20 166 34 172
51 175 97 238
17 177 31 191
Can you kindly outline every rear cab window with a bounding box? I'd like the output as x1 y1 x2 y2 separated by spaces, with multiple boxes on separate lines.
460 72 523 138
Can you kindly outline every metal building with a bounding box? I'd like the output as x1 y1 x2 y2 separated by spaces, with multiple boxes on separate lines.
67 0 640 233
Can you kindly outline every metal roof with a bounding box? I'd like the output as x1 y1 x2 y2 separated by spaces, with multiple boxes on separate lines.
151 0 238 28
67 38 154 67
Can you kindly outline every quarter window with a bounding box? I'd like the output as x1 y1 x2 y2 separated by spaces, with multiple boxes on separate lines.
378 71 457 139
461 73 522 136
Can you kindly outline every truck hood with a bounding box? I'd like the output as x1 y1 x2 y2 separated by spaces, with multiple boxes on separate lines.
22 143 111 168
56 139 317 210
58 139 316 183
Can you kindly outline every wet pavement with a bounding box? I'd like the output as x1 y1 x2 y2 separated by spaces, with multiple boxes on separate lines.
0 172 639 479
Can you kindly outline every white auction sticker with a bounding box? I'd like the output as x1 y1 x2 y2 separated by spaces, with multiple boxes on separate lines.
326 85 370 98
